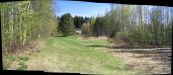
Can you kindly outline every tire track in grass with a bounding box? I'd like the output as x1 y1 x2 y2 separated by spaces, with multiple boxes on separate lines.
8 36 139 74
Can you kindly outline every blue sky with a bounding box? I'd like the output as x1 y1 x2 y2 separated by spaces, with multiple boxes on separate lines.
52 0 173 24
53 0 111 17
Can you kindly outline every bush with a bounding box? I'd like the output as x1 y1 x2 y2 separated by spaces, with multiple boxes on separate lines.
116 32 129 42
81 23 91 37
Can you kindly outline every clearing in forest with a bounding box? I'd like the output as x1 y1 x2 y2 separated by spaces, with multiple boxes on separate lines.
4 35 171 74
3 35 140 74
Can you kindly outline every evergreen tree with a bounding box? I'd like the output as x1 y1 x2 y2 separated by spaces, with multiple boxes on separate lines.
58 13 75 36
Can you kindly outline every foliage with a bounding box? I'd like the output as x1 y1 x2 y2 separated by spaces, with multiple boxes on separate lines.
81 22 91 36
90 5 172 47
58 13 75 36
1 0 57 53
92 17 105 36
73 16 85 29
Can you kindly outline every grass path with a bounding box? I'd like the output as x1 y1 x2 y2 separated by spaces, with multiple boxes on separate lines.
4 35 140 74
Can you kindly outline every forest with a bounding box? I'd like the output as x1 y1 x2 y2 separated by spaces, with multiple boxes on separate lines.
1 0 172 74
1 0 57 53
57 5 172 48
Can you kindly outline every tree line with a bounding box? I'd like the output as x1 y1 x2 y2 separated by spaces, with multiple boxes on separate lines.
94 5 172 47
57 5 172 47
57 13 90 36
1 1 172 53
1 0 57 53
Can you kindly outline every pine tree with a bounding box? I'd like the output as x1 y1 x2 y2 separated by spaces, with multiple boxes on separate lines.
58 13 75 36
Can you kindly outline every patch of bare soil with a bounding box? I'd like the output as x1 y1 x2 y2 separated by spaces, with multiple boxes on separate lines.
110 49 171 74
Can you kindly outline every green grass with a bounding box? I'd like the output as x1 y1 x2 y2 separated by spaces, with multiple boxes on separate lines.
17 61 28 70
4 35 140 74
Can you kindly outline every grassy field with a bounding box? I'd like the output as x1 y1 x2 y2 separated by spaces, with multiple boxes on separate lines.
3 35 140 74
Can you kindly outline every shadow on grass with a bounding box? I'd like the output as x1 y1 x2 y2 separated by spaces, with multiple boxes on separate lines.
51 35 66 37
85 44 113 49
85 44 170 49
112 44 172 49
112 49 172 63
85 44 171 63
